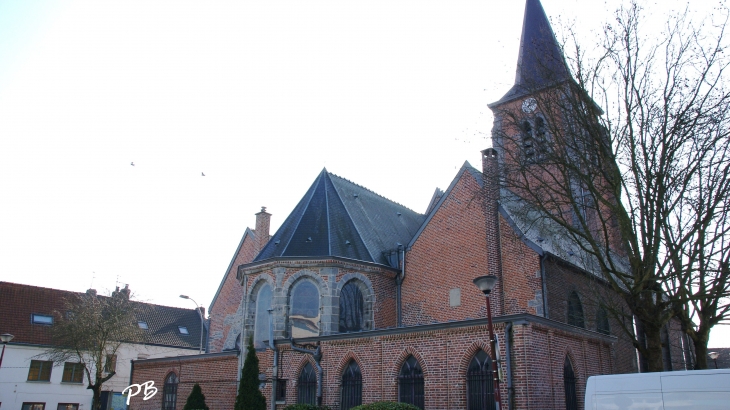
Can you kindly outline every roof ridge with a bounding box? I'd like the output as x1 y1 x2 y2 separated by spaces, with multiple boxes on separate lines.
327 172 423 215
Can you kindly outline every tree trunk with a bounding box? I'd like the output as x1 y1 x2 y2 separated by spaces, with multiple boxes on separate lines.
91 385 102 410
691 333 710 370
637 317 666 372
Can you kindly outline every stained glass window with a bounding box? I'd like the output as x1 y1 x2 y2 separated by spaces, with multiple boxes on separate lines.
339 282 365 333
254 284 273 349
567 292 585 328
290 281 320 339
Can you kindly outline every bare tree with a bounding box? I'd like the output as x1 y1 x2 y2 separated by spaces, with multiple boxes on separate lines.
493 1 730 371
42 288 143 409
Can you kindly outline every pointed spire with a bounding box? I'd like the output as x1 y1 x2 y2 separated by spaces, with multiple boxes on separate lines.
491 0 571 106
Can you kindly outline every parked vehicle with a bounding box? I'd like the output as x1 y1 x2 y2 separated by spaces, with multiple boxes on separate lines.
585 369 730 409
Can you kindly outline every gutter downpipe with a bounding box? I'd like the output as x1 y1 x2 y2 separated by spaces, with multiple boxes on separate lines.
290 340 323 406
540 254 549 319
396 244 405 327
505 322 514 410
268 309 277 410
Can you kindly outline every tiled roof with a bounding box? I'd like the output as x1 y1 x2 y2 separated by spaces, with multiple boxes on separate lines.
0 282 203 349
490 0 571 107
254 169 425 266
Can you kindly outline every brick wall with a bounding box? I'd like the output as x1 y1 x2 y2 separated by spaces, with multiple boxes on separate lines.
543 257 637 374
209 231 258 353
403 168 491 325
129 352 239 410
257 318 615 410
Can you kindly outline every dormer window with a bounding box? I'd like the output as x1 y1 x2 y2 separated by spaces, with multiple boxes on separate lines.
178 326 189 335
32 314 53 325
137 321 149 329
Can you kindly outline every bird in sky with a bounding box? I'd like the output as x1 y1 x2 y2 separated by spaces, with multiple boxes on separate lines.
201 172 205 176
131 162 135 166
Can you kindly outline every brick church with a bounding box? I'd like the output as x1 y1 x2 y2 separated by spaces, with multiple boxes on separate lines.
130 1 690 409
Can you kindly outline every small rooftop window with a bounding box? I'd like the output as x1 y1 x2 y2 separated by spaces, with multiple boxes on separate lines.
178 326 189 335
32 314 53 325
137 321 148 329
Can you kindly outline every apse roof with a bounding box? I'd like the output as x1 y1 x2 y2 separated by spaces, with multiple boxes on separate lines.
254 169 425 266
491 0 571 107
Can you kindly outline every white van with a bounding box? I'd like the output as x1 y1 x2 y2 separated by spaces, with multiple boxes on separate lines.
584 369 730 409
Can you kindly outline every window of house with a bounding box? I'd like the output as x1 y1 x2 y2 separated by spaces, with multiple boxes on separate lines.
398 356 424 409
31 314 53 325
253 283 273 349
178 326 189 335
596 307 610 335
563 357 578 410
137 321 148 329
62 362 84 383
104 355 117 373
467 350 496 410
297 362 317 405
290 280 320 339
340 360 362 410
162 372 178 410
57 404 79 410
339 281 365 333
567 292 585 328
22 404 45 410
27 360 53 381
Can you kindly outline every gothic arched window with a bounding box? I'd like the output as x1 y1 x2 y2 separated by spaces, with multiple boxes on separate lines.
339 281 365 333
398 356 424 409
466 350 496 410
567 291 585 328
253 283 273 349
298 362 317 405
596 307 610 335
563 357 578 410
290 280 320 338
340 360 362 410
162 372 178 410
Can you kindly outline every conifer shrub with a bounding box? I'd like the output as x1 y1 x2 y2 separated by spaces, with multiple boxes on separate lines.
182 383 209 410
234 337 267 410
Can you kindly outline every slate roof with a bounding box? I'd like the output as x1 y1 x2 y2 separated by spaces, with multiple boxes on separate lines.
497 189 630 280
254 169 425 266
490 0 571 107
0 281 203 349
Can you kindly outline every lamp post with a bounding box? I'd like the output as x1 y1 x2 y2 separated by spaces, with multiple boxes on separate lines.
709 351 720 369
473 275 502 410
180 295 204 354
0 333 14 368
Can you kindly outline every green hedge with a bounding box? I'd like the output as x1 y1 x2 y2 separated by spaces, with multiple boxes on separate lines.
281 405 331 410
350 402 421 410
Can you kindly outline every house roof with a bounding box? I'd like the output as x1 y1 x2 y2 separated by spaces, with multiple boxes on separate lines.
490 0 571 107
254 169 425 266
0 281 203 349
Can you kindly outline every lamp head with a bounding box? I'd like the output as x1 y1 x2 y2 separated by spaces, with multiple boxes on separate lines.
0 333 14 343
709 351 720 360
179 295 189 299
473 275 498 295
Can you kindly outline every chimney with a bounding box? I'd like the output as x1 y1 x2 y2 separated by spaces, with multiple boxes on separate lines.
86 288 97 297
254 206 271 256
120 284 131 300
198 306 206 318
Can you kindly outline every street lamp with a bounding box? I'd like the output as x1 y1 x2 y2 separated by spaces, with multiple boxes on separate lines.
0 333 14 368
180 295 205 354
709 351 720 369
473 275 502 410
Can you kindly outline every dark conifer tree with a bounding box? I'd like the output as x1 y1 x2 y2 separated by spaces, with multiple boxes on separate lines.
235 336 267 410
183 383 209 410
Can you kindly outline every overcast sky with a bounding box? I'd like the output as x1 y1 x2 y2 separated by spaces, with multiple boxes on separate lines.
1 0 727 347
